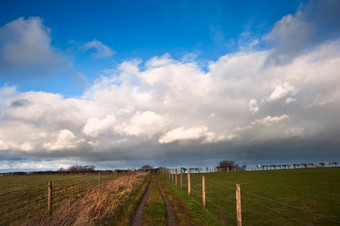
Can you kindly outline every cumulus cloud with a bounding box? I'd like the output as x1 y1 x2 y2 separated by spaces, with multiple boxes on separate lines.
1 2 340 170
0 17 69 78
82 39 114 58
1 37 339 170
115 111 168 137
43 129 83 151
248 99 259 113
83 114 116 137
264 0 340 65
159 126 222 144
268 80 297 102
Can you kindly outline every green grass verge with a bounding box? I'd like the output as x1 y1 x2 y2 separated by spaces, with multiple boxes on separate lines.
143 176 166 226
159 175 221 226
179 168 340 225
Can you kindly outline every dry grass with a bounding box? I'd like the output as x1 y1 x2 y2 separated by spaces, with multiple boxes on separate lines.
0 173 118 225
25 172 147 226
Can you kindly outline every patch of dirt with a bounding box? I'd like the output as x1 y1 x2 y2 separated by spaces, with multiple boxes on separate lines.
130 175 154 226
157 178 177 226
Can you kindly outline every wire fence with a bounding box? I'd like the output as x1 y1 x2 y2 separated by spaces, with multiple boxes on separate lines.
166 169 340 225
0 172 121 225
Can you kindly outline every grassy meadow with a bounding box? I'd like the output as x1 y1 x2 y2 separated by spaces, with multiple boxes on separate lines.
0 173 119 225
174 168 340 225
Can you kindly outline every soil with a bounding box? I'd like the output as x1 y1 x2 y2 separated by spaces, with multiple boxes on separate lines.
157 178 177 226
130 175 154 226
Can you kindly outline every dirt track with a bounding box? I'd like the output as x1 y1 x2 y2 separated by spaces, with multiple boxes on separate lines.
130 176 154 226
157 178 177 226
130 175 177 226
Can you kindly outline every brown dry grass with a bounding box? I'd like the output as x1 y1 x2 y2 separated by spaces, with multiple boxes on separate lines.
24 172 147 226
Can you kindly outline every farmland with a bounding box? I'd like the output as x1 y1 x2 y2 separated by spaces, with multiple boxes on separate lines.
176 168 340 225
0 172 148 225
0 168 339 225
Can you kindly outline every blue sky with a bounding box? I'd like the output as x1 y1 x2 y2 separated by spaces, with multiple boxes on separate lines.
0 0 340 171
1 0 307 96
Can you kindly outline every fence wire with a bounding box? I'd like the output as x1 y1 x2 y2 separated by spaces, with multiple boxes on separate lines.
166 171 340 225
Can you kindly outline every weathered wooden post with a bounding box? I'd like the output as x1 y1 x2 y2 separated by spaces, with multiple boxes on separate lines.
236 184 242 226
227 167 229 173
169 169 170 180
172 169 174 182
202 176 206 208
48 181 52 215
99 172 101 187
175 169 178 185
180 169 183 189
188 169 191 196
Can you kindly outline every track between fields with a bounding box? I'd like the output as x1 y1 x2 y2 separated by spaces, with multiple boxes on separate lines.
131 175 177 226
157 178 177 226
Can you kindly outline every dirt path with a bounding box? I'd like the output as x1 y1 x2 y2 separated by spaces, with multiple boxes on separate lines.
130 175 154 226
157 178 177 226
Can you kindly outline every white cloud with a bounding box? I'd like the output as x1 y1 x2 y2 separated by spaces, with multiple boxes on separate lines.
0 17 69 77
248 98 259 113
43 129 83 151
0 36 340 169
82 39 114 58
268 80 297 102
115 111 168 137
285 97 296 104
263 0 340 65
83 114 116 137
159 126 221 144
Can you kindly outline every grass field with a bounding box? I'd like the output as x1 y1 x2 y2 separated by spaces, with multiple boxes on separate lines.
174 168 340 225
0 173 119 225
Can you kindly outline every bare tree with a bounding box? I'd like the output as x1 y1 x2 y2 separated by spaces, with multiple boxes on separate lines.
319 162 326 167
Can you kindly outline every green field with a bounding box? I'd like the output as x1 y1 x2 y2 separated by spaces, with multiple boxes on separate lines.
0 173 118 225
173 168 340 225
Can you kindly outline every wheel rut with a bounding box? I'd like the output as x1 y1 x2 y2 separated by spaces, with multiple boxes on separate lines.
157 178 177 226
130 175 177 226
130 175 154 226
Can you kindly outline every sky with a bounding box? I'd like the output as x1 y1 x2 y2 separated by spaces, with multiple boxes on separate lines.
0 0 340 171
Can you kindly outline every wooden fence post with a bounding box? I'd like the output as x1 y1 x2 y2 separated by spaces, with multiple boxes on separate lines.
188 169 191 196
172 169 174 182
236 184 242 226
202 176 206 208
48 181 52 215
180 170 183 189
99 172 101 187
175 169 178 185
169 169 170 180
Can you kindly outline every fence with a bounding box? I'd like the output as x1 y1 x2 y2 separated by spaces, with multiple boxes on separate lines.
0 172 121 225
165 168 340 225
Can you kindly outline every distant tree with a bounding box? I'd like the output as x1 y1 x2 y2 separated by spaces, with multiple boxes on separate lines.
219 160 240 171
141 165 153 173
333 162 338 167
67 165 95 172
219 160 235 168
181 167 187 173
319 162 326 167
